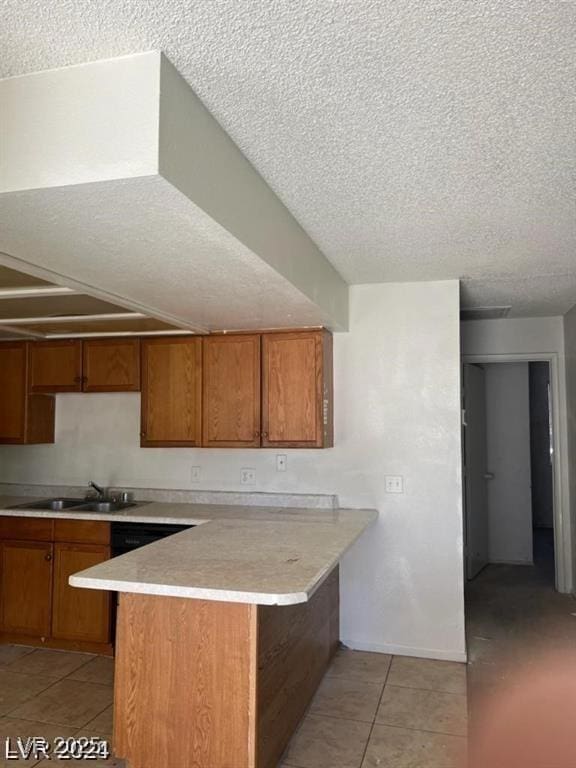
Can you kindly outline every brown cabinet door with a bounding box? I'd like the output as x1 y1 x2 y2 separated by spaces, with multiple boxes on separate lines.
141 337 202 446
29 340 82 392
0 541 53 637
262 331 333 448
0 342 27 442
83 338 141 392
202 335 261 447
52 543 111 643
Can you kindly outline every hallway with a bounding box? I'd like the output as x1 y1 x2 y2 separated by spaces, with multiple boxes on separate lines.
466 530 576 764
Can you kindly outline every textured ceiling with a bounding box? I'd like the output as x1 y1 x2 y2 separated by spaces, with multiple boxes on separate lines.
0 177 335 331
1 0 575 316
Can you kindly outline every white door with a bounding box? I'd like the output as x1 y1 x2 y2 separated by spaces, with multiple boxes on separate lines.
463 364 489 579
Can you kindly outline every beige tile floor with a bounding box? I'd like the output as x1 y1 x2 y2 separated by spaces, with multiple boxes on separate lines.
0 644 467 768
0 647 117 768
281 650 467 768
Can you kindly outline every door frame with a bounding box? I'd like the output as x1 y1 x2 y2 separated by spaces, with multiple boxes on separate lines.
462 352 571 593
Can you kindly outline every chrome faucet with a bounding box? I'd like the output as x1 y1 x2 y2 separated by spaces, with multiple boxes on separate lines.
88 480 107 500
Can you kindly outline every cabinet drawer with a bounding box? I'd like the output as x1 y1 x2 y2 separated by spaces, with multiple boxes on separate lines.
54 520 110 545
0 517 53 542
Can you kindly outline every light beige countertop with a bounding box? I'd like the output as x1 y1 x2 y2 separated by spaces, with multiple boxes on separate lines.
0 496 377 606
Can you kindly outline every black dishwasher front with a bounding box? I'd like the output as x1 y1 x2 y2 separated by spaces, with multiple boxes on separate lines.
111 521 193 556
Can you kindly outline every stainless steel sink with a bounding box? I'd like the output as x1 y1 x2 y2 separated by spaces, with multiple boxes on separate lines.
7 498 141 513
8 498 87 511
77 501 138 513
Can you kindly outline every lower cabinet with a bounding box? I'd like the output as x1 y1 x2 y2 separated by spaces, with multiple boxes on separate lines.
0 541 53 637
0 519 112 653
52 543 111 643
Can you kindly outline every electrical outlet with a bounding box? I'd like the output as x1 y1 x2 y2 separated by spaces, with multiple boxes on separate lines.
385 475 404 494
191 466 201 483
276 454 287 472
240 468 256 485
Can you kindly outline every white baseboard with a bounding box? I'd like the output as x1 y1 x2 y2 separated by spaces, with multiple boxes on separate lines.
341 637 467 663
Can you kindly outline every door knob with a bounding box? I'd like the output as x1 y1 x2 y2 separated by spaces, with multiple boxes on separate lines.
484 473 495 480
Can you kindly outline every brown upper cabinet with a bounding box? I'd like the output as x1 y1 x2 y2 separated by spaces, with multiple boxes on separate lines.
29 339 83 393
29 339 141 393
202 334 261 448
262 330 333 448
141 336 202 447
83 338 140 392
0 341 54 444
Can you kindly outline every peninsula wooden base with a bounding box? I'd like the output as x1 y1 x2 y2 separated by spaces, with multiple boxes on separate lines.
113 567 339 768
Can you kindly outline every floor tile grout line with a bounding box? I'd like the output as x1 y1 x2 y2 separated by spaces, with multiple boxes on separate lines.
306 710 381 726
357 654 394 767
2 646 114 727
368 721 467 738
2 672 67 718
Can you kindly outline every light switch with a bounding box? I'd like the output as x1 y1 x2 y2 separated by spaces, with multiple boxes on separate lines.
385 475 404 494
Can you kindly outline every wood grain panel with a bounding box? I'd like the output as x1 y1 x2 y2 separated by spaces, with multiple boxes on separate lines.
256 567 339 768
54 520 110 545
52 543 111 643
0 342 27 441
0 541 53 636
29 340 82 392
26 394 55 444
262 330 333 448
202 334 261 447
83 338 141 392
0 517 54 542
141 337 202 446
114 594 257 768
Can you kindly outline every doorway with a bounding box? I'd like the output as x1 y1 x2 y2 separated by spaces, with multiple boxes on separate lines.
463 360 555 584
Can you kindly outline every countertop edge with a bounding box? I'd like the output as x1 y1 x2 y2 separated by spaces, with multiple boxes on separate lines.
69 512 377 604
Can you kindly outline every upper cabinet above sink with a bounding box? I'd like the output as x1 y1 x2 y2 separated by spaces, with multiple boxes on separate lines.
0 329 334 449
29 339 83 393
82 338 140 393
29 338 141 393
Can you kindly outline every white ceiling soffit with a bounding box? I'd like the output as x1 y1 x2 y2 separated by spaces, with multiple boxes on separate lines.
461 275 576 319
0 51 348 332
1 1 574 318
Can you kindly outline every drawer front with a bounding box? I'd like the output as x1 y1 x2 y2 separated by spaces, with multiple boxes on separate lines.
0 517 53 542
54 520 111 545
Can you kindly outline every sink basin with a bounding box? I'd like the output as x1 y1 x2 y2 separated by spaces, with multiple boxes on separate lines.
8 498 87 511
7 498 141 513
77 501 138 513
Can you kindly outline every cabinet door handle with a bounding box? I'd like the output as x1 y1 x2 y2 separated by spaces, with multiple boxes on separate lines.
140 431 147 438
262 432 268 438
45 553 52 562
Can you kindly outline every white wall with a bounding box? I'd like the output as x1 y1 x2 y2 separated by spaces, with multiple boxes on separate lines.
461 317 564 357
0 281 466 661
0 52 161 192
485 363 533 564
